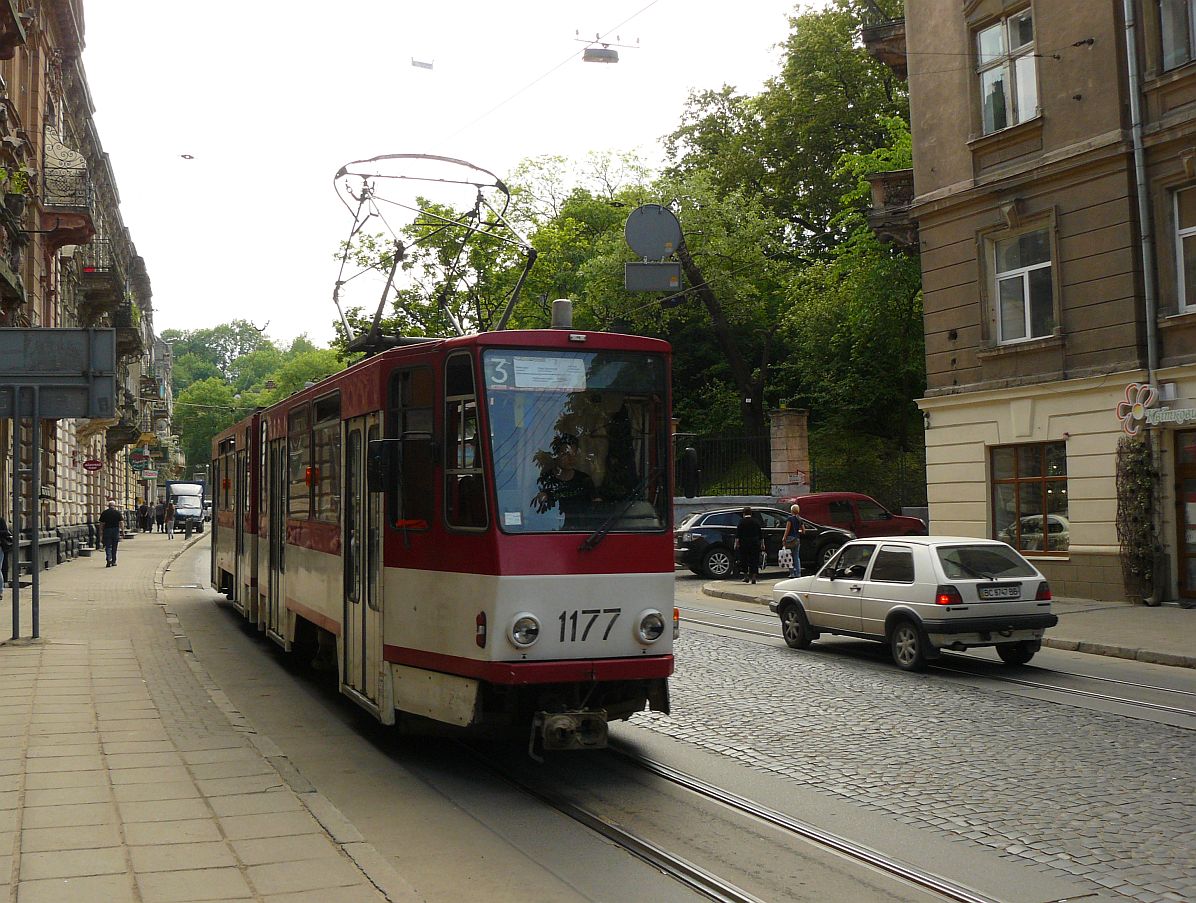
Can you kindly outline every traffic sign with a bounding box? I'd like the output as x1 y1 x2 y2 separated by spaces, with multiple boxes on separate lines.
82 459 103 473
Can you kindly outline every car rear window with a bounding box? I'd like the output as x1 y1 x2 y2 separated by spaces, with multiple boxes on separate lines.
937 545 1037 579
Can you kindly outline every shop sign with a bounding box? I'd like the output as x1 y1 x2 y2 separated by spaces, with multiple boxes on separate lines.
82 459 103 473
1117 383 1196 435
141 469 158 479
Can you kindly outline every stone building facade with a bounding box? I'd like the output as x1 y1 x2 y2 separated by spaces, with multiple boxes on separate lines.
0 0 172 568
867 1 1196 603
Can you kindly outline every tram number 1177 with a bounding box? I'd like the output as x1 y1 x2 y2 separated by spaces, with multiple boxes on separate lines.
559 608 621 643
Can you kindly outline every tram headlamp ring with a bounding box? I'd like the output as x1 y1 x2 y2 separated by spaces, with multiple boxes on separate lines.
636 609 666 644
509 613 541 648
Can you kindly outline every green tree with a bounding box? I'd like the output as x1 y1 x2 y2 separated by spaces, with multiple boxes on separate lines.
173 379 247 467
258 349 345 406
666 0 908 260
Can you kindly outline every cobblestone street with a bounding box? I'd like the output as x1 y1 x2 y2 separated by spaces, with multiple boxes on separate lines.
634 630 1196 903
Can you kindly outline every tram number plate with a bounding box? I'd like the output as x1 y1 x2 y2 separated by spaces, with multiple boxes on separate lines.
558 608 621 643
979 584 1021 600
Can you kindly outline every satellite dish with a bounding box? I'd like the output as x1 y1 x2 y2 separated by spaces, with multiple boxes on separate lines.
625 204 682 259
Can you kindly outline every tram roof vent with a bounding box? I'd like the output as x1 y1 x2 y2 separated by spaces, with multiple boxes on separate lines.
551 298 573 329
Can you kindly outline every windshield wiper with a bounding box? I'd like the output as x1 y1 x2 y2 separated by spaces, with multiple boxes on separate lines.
952 559 995 580
579 467 661 553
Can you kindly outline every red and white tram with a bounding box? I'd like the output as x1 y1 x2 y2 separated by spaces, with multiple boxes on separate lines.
212 328 675 751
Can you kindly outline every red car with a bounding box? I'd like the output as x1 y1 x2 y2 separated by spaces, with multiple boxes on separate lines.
776 491 927 538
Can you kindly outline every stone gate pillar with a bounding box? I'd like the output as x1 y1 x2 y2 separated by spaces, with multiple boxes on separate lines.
770 408 810 497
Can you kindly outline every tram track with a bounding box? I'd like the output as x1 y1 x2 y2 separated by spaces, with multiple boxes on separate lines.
461 737 1003 903
679 605 1196 723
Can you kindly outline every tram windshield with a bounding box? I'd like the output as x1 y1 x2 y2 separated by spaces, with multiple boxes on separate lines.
482 349 669 535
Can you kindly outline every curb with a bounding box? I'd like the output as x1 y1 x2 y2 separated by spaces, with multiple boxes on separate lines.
153 533 422 901
699 584 1196 670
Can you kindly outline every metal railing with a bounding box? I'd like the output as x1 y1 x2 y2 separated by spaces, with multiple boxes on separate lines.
676 433 771 496
79 237 128 276
42 165 93 208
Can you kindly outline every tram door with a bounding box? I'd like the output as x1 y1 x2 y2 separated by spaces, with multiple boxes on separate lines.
266 438 286 641
343 415 383 707
233 449 245 608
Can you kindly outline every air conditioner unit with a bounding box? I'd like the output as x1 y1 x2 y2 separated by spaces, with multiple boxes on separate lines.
1159 382 1179 402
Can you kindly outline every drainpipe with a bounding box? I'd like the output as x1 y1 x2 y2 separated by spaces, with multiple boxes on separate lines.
1123 0 1159 381
1124 0 1167 604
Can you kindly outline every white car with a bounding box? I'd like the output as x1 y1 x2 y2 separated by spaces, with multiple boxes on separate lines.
769 536 1057 670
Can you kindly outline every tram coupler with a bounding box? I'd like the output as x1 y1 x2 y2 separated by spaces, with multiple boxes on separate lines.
529 710 609 760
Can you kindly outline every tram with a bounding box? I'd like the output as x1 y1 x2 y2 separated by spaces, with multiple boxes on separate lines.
211 327 675 752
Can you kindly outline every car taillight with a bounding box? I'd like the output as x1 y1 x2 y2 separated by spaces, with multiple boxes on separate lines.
1035 581 1052 601
673 607 680 640
935 585 963 606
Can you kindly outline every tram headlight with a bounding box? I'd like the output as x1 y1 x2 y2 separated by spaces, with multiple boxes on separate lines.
509 613 541 648
636 609 666 644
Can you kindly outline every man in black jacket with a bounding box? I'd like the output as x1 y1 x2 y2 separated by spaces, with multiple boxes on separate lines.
99 501 124 567
734 507 765 585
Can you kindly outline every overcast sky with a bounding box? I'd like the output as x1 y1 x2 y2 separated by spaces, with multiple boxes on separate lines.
83 0 807 346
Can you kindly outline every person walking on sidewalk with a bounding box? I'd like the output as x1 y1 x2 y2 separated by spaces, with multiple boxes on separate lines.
154 499 165 533
165 501 176 540
0 515 13 597
99 501 124 567
137 499 151 532
734 506 765 585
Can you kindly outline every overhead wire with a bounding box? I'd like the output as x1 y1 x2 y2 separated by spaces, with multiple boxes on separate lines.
440 0 664 144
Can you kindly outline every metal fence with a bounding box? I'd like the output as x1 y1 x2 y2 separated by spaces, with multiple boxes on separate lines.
676 433 771 497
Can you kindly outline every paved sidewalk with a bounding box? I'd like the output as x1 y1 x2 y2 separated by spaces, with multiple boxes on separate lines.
0 530 420 902
702 576 1196 668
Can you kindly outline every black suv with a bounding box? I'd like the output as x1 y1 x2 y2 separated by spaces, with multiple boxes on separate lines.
674 506 854 578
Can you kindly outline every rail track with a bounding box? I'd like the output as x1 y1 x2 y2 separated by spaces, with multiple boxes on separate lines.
462 738 1003 903
680 604 1196 724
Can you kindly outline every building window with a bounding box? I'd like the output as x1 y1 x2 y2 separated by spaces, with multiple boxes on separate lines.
1175 187 1196 311
1161 0 1196 70
994 229 1054 342
977 9 1038 134
991 442 1069 554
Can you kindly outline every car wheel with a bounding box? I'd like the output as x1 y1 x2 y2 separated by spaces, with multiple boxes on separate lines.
889 620 928 671
779 602 813 649
817 543 840 568
996 641 1038 665
701 546 735 579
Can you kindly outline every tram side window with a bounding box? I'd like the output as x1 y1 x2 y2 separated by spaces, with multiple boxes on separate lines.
388 367 434 531
445 354 487 530
312 394 341 524
288 407 311 519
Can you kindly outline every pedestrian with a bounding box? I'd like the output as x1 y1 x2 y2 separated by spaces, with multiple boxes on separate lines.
165 501 176 540
0 515 13 597
734 506 765 585
99 500 124 567
781 503 807 578
155 499 165 533
137 499 151 532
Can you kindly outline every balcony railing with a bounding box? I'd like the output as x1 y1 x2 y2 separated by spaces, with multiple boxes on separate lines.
42 165 93 209
79 237 128 275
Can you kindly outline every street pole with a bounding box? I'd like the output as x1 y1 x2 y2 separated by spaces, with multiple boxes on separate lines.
9 386 17 639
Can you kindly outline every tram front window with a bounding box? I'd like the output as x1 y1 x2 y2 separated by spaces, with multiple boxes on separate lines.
483 349 668 534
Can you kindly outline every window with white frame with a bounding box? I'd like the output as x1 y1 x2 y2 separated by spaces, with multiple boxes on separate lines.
976 9 1038 134
1161 0 1196 70
1175 186 1196 311
994 229 1054 343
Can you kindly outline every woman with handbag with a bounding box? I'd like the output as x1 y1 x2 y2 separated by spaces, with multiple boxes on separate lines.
781 504 807 578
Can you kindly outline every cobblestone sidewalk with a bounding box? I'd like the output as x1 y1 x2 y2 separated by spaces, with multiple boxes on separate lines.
0 532 420 902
